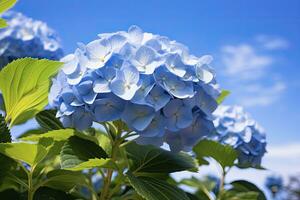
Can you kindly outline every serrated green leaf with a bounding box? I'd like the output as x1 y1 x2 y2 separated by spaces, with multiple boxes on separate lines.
125 142 197 173
36 109 64 131
43 169 88 192
127 171 189 200
0 142 47 166
0 58 63 127
217 90 230 104
21 129 75 142
0 114 11 143
64 158 116 171
230 180 266 200
0 0 17 13
0 18 7 28
193 139 238 169
60 136 108 169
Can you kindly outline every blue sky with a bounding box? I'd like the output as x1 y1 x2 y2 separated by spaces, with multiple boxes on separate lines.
12 0 300 189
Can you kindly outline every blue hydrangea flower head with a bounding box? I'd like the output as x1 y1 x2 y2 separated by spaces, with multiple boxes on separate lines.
49 26 220 150
213 105 267 167
265 175 284 195
0 11 63 68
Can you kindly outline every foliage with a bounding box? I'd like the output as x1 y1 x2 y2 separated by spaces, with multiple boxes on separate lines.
0 0 17 28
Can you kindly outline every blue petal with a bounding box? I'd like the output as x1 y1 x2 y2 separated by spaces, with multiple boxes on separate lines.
146 85 171 111
165 54 186 77
138 113 165 137
121 103 155 131
93 96 124 122
93 78 110 93
128 25 143 44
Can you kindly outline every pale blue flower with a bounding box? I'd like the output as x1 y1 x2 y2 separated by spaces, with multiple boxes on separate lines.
73 75 97 104
137 113 166 137
131 45 162 74
165 54 187 77
145 85 171 111
84 38 112 69
110 64 140 100
163 99 193 131
213 105 267 167
93 66 117 93
131 74 155 104
92 94 125 122
154 66 194 98
0 11 63 69
61 107 93 131
49 26 221 152
121 103 155 131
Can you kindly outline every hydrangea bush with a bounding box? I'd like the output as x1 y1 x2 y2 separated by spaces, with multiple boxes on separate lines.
0 4 269 198
0 11 63 68
49 26 220 152
213 105 267 167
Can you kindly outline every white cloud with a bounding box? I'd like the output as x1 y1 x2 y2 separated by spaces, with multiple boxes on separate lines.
238 82 286 107
219 36 288 107
256 35 289 50
221 44 273 80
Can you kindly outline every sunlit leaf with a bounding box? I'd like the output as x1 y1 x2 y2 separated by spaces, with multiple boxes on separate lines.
193 139 238 169
0 58 62 126
0 0 17 13
0 142 47 166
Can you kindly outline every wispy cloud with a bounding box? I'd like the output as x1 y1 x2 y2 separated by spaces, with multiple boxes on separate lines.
256 35 290 50
221 44 273 80
238 82 286 107
219 35 288 107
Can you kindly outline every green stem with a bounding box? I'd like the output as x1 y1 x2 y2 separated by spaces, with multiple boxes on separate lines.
99 139 120 200
217 167 230 200
27 166 35 200
87 170 98 200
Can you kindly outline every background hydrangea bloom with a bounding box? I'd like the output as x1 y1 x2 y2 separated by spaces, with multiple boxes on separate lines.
213 105 267 167
265 175 284 196
49 26 220 152
0 11 63 69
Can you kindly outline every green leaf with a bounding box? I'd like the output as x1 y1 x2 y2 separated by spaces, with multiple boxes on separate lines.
0 0 17 13
36 109 64 131
0 58 63 126
0 18 7 28
21 129 75 142
127 171 189 200
43 169 88 192
217 90 230 104
220 190 259 200
60 136 108 169
193 139 238 169
34 187 79 200
230 180 266 200
0 142 47 166
0 114 11 143
125 142 197 173
63 158 116 171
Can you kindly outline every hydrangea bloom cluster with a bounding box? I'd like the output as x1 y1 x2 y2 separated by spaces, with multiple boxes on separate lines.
0 11 63 68
49 26 220 152
265 175 284 194
213 105 267 167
